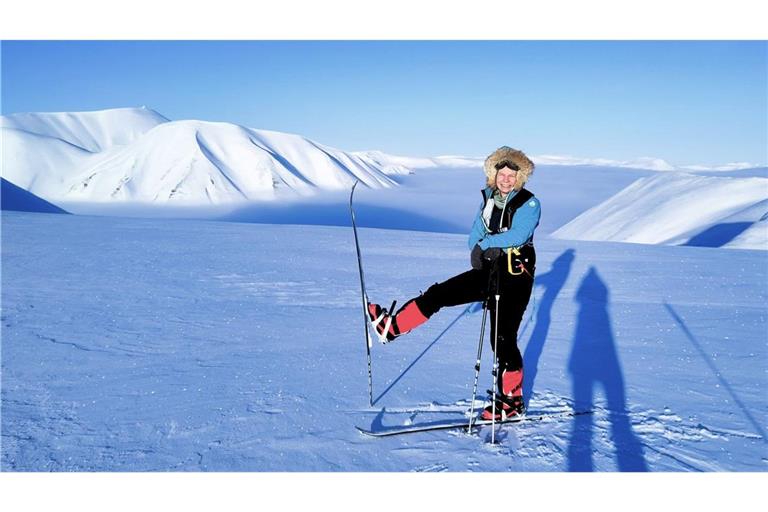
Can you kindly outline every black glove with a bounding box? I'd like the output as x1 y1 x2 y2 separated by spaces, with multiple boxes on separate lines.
482 247 502 262
470 244 484 270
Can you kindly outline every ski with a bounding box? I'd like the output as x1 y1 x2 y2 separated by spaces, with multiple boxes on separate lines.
356 409 593 437
350 180 374 407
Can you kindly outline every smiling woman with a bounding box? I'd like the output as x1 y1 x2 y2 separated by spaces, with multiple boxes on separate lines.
366 146 541 423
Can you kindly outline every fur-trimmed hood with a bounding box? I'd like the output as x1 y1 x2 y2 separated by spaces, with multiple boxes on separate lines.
483 146 535 191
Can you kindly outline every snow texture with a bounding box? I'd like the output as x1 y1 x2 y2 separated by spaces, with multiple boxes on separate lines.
2 193 766 471
552 172 768 250
1 108 397 206
1 107 766 472
1 178 69 215
356 151 765 173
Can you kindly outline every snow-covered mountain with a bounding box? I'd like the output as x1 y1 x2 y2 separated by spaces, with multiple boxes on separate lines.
723 213 768 250
1 108 168 199
3 113 766 473
552 172 768 249
532 154 763 172
353 150 484 170
355 150 764 173
1 106 169 153
1 108 399 205
3 107 765 252
58 120 398 204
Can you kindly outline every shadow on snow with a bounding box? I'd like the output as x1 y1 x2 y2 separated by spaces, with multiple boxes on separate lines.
664 302 767 442
684 222 753 248
567 267 648 471
225 200 465 234
373 304 474 405
523 249 575 405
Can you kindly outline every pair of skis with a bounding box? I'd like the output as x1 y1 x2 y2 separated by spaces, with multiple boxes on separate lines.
350 181 375 407
356 409 593 437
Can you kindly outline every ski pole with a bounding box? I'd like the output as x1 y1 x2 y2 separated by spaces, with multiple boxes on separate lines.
490 262 503 444
466 299 488 433
467 266 495 432
491 292 501 444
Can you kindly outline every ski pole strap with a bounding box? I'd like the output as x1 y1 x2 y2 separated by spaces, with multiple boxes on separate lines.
382 315 394 341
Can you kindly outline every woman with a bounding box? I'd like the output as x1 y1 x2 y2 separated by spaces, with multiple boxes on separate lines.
367 146 541 420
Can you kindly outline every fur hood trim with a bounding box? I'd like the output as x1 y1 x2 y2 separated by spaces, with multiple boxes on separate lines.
483 146 535 191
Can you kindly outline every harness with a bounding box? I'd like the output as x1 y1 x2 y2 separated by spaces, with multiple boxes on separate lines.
507 246 533 277
481 188 536 277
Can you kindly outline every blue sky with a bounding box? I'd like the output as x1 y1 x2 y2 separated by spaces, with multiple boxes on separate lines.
2 40 766 166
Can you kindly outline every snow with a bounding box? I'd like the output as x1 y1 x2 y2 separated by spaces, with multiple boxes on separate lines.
552 172 768 249
8 107 763 214
0 178 69 214
352 150 485 170
1 109 398 206
56 120 395 204
535 154 678 171
0 106 169 153
2 175 766 472
356 151 765 173
1 107 168 199
723 215 768 250
2 107 766 473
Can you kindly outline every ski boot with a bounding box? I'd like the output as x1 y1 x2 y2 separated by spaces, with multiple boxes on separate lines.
481 368 525 421
481 395 526 421
367 299 428 344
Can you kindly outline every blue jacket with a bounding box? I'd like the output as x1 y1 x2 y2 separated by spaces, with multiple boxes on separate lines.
468 187 541 251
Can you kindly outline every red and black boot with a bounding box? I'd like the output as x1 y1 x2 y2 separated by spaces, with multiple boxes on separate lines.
367 299 428 344
481 368 525 421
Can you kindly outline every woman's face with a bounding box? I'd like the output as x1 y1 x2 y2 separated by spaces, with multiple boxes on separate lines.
495 166 518 195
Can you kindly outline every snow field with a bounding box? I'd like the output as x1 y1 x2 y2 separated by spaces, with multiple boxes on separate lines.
2 211 765 471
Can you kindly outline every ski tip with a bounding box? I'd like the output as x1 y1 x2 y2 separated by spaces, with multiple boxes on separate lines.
355 426 377 437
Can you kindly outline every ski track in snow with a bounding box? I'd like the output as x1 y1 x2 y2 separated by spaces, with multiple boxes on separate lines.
355 389 764 472
212 273 358 308
1 211 766 471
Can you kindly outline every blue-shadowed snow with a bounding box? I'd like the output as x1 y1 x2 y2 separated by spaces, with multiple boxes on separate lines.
552 172 768 249
2 107 767 472
2 209 765 471
1 178 69 215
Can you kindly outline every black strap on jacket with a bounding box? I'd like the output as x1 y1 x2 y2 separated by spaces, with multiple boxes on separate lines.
504 188 535 243
481 188 535 236
503 188 534 219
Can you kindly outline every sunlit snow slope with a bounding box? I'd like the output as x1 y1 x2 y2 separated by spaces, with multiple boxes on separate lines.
552 172 768 249
1 108 399 205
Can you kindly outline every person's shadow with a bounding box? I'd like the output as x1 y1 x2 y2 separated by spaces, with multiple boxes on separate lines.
523 249 575 406
567 267 648 471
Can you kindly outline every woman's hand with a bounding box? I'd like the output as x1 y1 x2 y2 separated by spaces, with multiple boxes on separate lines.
482 247 502 262
472 245 502 269
471 244 484 270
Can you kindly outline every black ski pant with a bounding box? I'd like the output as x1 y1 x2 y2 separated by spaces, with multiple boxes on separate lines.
412 260 534 372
